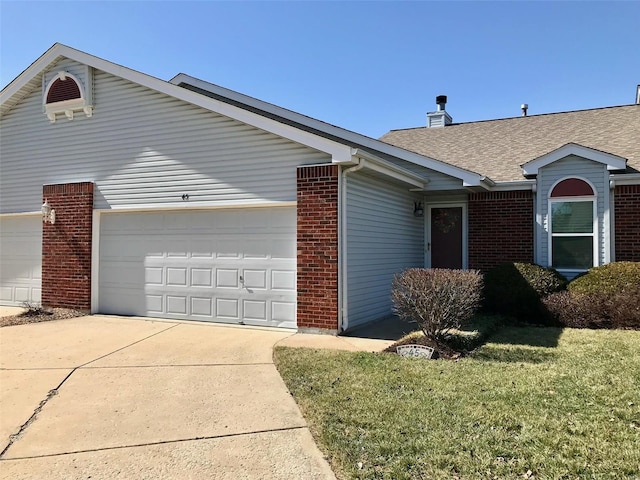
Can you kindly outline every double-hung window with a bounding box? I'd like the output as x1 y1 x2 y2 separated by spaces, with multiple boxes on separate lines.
549 178 597 271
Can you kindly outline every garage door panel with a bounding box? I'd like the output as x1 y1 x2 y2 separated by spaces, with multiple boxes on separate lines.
216 269 239 288
0 216 42 306
101 288 145 316
99 208 296 328
191 268 213 287
272 301 296 323
191 297 212 317
146 295 163 313
216 298 239 319
243 269 267 290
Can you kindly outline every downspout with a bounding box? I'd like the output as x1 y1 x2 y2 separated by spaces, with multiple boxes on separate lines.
339 158 365 333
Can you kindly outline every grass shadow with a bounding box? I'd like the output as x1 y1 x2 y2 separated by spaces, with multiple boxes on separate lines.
471 345 558 363
487 326 564 348
483 263 566 348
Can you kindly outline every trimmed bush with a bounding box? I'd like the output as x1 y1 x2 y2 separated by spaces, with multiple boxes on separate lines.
391 268 483 346
544 262 640 329
544 287 640 330
483 262 567 324
568 262 640 296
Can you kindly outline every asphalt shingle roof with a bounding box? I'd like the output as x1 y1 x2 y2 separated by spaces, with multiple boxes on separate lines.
380 105 640 182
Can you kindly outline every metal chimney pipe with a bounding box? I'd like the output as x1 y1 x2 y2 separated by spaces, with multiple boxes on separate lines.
521 103 529 117
436 95 447 112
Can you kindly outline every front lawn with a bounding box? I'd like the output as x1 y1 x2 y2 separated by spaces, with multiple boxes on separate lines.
274 327 640 479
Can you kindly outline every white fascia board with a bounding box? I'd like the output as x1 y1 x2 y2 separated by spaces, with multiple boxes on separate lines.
1 44 63 104
171 74 485 186
348 150 427 189
1 44 353 163
522 143 627 176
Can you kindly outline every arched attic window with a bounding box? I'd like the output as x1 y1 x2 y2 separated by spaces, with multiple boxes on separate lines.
43 71 93 123
549 177 597 271
47 77 81 103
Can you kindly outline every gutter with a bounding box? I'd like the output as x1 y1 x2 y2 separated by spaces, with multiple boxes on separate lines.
339 159 366 333
609 172 640 186
489 179 537 191
341 149 428 189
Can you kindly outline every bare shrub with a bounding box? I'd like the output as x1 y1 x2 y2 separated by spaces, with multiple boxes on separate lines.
391 268 483 345
20 301 52 317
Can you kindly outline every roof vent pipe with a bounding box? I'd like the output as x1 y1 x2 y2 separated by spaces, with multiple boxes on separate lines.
427 95 452 127
521 103 528 117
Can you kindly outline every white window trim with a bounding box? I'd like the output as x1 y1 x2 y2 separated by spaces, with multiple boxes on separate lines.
425 202 468 269
547 195 598 272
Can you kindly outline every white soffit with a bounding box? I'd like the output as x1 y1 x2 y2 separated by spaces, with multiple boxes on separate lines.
521 143 627 176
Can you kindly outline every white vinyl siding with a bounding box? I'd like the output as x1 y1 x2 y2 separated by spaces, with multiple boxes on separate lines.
0 215 42 305
0 58 331 214
345 171 424 330
536 155 608 272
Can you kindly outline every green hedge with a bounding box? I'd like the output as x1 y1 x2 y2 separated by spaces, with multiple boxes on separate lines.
568 262 640 295
544 262 640 329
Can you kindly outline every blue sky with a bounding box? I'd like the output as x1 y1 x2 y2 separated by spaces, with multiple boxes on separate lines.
1 1 639 138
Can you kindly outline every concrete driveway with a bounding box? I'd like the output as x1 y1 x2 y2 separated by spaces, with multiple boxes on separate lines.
0 315 337 479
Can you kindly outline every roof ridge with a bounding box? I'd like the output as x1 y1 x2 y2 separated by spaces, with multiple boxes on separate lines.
385 103 640 134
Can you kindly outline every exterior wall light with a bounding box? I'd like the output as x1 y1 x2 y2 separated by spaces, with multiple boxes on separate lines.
42 199 56 224
414 202 424 218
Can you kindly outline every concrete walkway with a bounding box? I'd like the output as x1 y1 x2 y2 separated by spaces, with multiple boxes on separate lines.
0 315 386 479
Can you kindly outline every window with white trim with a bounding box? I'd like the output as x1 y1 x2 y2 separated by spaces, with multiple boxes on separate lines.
549 178 597 270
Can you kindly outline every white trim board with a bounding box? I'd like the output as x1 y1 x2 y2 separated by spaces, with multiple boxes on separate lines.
522 143 627 176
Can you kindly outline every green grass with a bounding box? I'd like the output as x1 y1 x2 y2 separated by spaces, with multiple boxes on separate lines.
274 327 640 479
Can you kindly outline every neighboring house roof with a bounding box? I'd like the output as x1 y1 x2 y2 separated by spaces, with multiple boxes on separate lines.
380 105 640 182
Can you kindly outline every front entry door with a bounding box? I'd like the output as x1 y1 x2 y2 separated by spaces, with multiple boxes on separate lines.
428 206 464 269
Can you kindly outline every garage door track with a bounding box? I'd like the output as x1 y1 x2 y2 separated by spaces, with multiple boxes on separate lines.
0 316 336 479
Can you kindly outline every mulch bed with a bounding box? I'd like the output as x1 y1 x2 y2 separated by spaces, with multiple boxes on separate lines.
0 308 87 327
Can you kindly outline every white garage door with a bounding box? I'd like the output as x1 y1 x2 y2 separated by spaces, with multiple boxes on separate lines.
98 208 297 328
0 215 42 306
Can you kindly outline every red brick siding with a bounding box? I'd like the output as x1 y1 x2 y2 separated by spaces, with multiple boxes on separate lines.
614 185 640 261
297 165 339 331
468 191 534 271
42 182 94 310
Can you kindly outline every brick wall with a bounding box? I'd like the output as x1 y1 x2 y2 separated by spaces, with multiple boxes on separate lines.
614 184 640 261
42 182 94 310
297 165 339 332
468 190 534 271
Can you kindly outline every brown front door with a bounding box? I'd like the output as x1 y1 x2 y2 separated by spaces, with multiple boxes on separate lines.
429 206 463 269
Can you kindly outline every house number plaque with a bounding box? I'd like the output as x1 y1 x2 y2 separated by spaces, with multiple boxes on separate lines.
396 344 435 359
